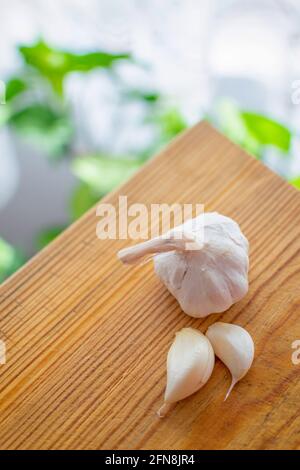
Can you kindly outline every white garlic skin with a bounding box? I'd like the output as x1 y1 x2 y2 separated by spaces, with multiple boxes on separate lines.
118 212 249 318
206 322 254 400
154 212 249 317
158 328 215 417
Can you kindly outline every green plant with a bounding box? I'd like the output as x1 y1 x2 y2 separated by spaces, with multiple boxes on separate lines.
1 41 299 285
19 40 130 95
0 237 25 283
0 39 189 283
290 177 300 190
214 100 292 158
1 40 131 159
36 225 67 250
210 99 300 191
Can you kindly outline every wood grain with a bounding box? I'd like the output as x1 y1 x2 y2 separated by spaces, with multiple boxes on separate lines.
0 122 300 450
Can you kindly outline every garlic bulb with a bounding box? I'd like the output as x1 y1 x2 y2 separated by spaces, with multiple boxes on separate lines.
118 212 249 318
206 322 254 400
157 328 215 417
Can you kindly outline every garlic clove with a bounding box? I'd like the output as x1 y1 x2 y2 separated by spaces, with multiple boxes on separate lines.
158 327 215 417
206 322 254 400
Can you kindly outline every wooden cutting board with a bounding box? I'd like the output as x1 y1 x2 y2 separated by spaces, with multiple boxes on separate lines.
0 122 299 450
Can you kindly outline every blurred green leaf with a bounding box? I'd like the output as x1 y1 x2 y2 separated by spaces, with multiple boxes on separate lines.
241 112 291 153
9 104 73 157
72 155 141 194
217 100 292 158
216 100 261 157
0 238 15 272
70 183 100 220
0 237 25 283
0 105 11 127
290 177 300 190
5 77 27 101
124 89 160 103
36 225 66 250
19 40 130 94
158 108 187 140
